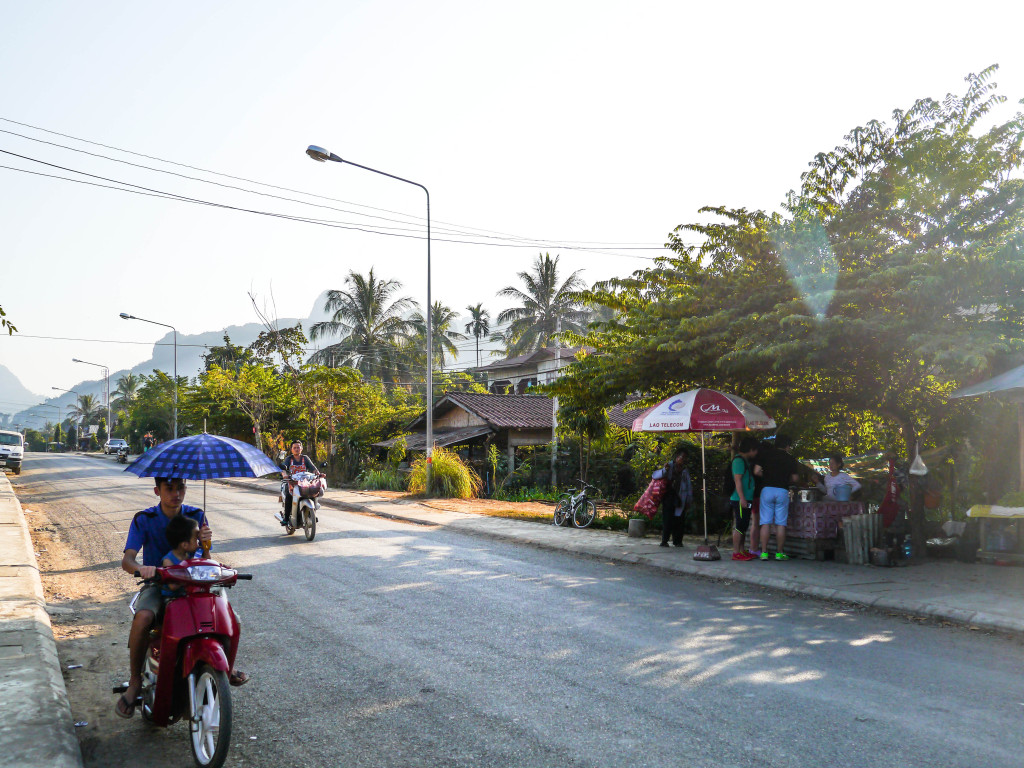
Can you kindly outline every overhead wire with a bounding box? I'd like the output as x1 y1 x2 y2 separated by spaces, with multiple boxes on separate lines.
0 116 677 256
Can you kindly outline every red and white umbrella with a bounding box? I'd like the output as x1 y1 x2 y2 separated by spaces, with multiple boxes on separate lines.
631 388 775 433
632 388 776 549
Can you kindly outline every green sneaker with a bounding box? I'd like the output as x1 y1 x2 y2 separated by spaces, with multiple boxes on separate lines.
759 552 770 561
775 552 790 561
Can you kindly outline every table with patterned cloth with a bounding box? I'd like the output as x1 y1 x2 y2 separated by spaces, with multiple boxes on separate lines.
787 501 866 539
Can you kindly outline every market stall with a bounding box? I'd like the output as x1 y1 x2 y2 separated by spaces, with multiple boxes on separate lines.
966 505 1024 565
764 499 867 560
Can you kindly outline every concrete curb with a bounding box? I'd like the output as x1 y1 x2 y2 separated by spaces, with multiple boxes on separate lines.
214 477 1024 639
0 472 83 768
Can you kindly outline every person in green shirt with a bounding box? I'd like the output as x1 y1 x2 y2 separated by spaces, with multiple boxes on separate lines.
730 437 759 560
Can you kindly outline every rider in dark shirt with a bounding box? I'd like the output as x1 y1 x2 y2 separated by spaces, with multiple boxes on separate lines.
279 440 321 525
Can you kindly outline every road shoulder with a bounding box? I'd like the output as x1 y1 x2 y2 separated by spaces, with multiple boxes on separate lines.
0 471 83 768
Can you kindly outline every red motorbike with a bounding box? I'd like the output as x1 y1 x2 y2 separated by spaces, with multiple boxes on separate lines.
114 560 251 768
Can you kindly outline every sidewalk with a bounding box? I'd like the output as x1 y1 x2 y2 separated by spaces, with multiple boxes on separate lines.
224 475 1024 637
0 471 83 768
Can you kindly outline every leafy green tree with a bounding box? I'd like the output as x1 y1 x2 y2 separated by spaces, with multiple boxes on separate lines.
409 302 467 372
495 253 588 355
309 268 418 381
65 424 77 450
559 67 1024 556
53 423 62 446
112 373 141 413
202 335 259 372
464 303 491 369
66 393 101 426
201 364 293 451
97 418 108 446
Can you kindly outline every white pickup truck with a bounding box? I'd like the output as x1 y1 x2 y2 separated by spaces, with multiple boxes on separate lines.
0 430 24 475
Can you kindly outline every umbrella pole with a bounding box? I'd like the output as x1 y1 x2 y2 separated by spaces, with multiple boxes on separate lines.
701 431 708 543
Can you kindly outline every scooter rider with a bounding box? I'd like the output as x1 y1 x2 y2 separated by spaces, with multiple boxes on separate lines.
117 477 248 719
277 440 323 526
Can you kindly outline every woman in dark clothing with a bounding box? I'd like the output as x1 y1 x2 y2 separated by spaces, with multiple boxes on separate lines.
660 448 694 548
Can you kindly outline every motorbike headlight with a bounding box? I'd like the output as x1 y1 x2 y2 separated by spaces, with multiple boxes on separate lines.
187 565 224 582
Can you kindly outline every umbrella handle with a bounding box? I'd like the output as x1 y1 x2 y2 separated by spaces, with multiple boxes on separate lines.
202 540 211 558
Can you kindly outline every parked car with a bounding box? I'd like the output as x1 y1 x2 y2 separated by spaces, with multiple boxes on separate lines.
0 430 25 474
104 438 129 455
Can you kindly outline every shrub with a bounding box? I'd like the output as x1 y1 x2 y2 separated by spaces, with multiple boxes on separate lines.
408 446 482 498
357 467 407 492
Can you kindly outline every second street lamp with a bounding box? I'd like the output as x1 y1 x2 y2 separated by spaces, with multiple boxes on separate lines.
72 358 110 440
306 144 434 490
120 312 177 439
51 387 81 450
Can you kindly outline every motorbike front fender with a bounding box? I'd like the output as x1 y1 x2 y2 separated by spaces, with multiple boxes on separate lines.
181 637 229 678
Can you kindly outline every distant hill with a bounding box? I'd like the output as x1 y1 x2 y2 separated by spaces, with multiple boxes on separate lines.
0 364 40 421
9 289 484 425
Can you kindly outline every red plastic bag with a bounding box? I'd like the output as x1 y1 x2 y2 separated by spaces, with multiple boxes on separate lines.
634 477 667 519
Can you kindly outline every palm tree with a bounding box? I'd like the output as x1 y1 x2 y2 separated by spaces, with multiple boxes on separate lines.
309 268 418 381
410 302 468 371
111 373 141 411
464 303 491 369
66 393 101 426
495 253 588 356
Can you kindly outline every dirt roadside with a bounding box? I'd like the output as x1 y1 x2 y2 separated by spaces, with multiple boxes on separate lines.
15 481 189 766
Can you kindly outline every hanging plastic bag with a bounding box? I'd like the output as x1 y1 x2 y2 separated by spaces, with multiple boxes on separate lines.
909 441 928 476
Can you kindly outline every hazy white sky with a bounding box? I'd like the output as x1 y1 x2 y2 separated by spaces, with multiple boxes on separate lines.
2 0 1023 405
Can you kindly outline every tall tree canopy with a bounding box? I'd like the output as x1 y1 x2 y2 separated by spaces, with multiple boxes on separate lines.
309 268 418 382
558 67 1024 459
464 303 491 369
496 253 588 355
410 301 467 371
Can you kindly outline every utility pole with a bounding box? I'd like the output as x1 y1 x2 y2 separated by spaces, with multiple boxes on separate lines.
551 315 560 488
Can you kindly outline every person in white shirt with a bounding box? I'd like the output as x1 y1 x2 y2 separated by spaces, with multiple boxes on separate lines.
817 453 861 499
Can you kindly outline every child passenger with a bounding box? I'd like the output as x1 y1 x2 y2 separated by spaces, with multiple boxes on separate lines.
161 514 201 597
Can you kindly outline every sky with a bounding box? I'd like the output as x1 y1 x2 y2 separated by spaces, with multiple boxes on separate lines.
2 0 1024 410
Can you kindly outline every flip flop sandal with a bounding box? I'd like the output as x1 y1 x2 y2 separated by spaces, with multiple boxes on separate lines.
115 693 135 719
229 670 250 687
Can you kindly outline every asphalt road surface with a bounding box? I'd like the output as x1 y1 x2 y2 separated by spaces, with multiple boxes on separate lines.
12 453 1024 768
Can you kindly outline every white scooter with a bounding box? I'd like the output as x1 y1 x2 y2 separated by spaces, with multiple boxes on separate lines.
277 471 324 541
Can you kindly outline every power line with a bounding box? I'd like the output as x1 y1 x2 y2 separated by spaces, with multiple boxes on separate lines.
0 116 676 255
0 125 667 250
0 158 661 261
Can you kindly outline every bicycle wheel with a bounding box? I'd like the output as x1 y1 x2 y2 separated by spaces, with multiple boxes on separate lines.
573 500 596 528
553 499 570 526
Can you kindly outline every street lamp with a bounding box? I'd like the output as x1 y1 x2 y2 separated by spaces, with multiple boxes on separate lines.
33 403 61 439
52 387 81 450
120 312 177 439
72 358 110 439
306 144 434 488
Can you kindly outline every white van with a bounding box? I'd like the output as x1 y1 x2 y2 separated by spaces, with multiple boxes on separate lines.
0 430 25 475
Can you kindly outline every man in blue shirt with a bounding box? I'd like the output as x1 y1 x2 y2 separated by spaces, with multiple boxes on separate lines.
116 477 247 719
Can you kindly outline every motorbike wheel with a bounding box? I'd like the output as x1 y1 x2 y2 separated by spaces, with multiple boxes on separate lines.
302 502 316 541
190 664 232 768
284 506 296 535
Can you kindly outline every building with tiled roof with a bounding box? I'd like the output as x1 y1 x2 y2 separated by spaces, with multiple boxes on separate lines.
471 346 586 394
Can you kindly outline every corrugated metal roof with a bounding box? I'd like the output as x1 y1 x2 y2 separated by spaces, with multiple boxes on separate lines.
374 425 494 451
445 392 554 428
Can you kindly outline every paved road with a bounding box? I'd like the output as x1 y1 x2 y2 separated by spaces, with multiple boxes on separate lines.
14 453 1024 767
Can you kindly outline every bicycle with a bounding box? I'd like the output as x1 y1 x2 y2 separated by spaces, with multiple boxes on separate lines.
552 480 599 528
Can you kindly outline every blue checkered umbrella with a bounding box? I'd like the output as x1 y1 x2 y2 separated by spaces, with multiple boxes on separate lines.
125 433 280 480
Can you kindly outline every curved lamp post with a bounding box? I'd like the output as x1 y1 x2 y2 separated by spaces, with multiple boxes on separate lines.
51 387 81 449
72 358 110 439
120 312 177 439
305 145 433 489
